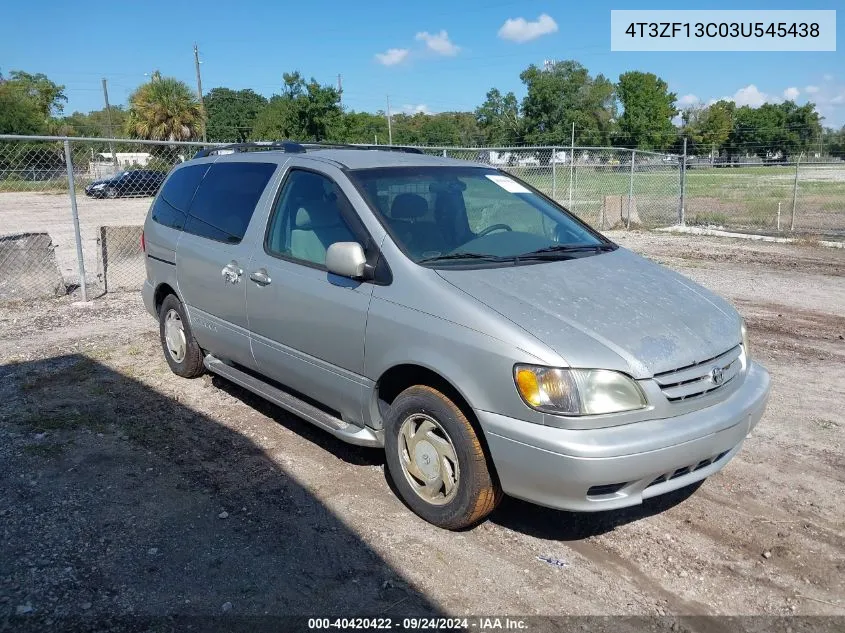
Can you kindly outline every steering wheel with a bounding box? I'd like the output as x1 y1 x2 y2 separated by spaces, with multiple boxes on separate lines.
476 223 513 238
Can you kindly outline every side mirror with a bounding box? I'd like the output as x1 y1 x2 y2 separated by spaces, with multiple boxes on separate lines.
326 242 368 279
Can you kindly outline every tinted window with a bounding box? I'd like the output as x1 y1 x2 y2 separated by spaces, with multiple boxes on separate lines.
265 170 357 266
185 162 276 244
150 197 186 231
160 164 210 211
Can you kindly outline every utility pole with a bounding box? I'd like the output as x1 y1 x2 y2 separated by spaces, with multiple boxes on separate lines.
101 78 118 169
386 95 393 145
194 43 207 143
337 74 343 107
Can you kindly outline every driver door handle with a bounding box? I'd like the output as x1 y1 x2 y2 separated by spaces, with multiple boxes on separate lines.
249 269 272 286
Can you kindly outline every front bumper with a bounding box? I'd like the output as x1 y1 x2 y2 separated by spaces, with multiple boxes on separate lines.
478 361 770 512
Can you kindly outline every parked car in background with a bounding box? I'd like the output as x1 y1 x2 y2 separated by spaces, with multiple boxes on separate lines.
142 142 770 530
85 169 166 199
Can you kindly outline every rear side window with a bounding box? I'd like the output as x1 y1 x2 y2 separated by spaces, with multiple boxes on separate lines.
184 162 277 244
151 164 210 231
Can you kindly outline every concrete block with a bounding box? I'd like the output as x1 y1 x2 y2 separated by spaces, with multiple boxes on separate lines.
99 225 145 293
0 232 65 300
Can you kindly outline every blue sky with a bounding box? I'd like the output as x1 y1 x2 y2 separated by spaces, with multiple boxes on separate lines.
2 0 843 126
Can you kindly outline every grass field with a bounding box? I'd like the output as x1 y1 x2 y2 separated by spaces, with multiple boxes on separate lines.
513 163 845 235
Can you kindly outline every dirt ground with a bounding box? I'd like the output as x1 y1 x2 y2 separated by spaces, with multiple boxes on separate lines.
0 231 843 629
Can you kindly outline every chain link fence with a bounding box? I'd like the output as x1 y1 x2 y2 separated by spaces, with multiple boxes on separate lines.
1 135 844 303
0 135 210 302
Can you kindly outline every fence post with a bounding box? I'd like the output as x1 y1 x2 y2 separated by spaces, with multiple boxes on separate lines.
679 137 687 225
627 149 636 229
63 140 88 302
442 149 447 158
552 147 557 200
790 153 800 231
568 124 575 211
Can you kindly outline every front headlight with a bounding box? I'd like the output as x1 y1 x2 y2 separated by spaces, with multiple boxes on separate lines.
91 183 105 190
741 319 750 359
514 365 647 416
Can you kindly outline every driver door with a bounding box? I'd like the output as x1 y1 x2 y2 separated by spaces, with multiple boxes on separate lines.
246 166 375 425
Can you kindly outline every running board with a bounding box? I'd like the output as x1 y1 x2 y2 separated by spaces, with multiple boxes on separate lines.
203 355 382 448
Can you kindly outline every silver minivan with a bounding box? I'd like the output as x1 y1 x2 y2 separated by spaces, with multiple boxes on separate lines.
142 143 770 530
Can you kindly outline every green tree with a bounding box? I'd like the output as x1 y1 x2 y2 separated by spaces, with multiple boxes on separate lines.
616 71 677 150
475 88 524 145
725 101 822 160
125 72 203 141
338 110 389 143
519 61 616 145
204 88 268 142
682 100 735 156
4 70 67 120
251 72 341 141
0 81 45 134
63 106 128 138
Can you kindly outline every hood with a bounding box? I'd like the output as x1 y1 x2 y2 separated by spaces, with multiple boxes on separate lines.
437 248 740 378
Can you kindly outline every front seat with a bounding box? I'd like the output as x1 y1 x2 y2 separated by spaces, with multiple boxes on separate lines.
290 202 352 266
388 193 444 256
434 190 473 250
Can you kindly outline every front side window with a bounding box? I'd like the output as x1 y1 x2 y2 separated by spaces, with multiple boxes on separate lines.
348 167 609 266
184 161 277 244
265 170 358 267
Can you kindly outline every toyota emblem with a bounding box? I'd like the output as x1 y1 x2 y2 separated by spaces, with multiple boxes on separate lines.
711 366 725 385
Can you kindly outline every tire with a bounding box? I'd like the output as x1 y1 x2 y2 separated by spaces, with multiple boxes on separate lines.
158 294 204 378
384 385 501 530
105 186 118 199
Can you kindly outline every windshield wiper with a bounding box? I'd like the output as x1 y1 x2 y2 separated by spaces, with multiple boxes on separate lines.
418 252 512 264
516 243 616 260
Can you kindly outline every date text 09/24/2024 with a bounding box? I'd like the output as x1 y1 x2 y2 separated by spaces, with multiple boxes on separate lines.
307 617 528 630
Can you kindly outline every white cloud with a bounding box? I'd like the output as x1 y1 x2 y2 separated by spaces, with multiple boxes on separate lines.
678 94 700 106
498 14 558 43
729 84 771 107
374 48 409 66
783 87 800 100
415 30 460 56
401 104 434 115
823 74 834 81
805 85 820 94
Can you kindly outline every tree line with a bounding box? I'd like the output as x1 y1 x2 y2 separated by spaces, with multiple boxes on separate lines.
1 62 842 160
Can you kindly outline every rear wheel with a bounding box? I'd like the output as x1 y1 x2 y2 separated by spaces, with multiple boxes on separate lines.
384 385 500 529
159 294 204 378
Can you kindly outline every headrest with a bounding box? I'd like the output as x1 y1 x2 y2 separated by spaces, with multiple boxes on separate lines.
294 203 339 230
390 193 428 220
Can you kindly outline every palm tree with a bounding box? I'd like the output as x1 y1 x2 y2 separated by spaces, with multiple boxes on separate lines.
126 72 202 141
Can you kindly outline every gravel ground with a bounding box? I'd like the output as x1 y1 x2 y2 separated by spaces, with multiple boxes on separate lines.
0 231 843 630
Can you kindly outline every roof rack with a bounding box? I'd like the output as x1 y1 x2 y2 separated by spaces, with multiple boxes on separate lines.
193 141 425 160
301 143 424 155
193 141 306 159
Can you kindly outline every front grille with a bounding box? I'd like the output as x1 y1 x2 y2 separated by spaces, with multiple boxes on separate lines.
653 345 742 402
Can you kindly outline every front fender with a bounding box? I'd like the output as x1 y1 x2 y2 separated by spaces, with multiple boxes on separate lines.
364 296 545 427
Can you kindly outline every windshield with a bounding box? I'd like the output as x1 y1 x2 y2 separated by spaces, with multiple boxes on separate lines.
348 167 608 266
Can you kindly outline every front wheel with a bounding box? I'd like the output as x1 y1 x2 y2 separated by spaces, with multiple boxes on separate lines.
105 186 118 199
384 385 501 529
158 294 204 378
